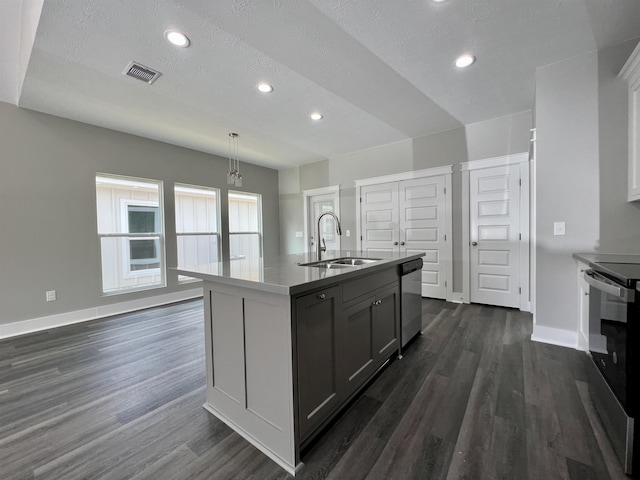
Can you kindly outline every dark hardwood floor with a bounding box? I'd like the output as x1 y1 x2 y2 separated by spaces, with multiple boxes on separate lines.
0 299 628 479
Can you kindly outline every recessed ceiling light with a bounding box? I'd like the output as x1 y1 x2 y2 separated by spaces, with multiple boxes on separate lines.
310 112 323 121
164 30 190 48
455 54 476 68
257 83 273 93
431 0 448 3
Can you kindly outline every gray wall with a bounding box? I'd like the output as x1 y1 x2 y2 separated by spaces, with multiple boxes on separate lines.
533 39 640 337
278 161 331 255
413 127 469 292
278 111 533 293
535 50 600 333
598 39 640 251
0 102 280 325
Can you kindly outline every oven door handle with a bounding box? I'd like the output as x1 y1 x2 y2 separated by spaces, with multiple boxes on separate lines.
584 270 635 302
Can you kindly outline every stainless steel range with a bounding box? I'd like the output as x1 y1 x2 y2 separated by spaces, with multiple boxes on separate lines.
584 262 640 475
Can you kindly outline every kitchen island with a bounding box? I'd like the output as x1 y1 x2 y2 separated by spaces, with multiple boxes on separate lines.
175 250 424 475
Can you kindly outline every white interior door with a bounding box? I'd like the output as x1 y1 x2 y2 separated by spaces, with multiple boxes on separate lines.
307 194 340 253
470 165 521 308
360 182 399 256
399 176 447 299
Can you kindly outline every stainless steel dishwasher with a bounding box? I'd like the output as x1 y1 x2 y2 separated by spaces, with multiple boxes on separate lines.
399 258 423 349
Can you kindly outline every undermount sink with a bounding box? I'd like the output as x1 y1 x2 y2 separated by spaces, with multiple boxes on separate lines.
298 257 382 268
330 258 381 265
299 262 353 269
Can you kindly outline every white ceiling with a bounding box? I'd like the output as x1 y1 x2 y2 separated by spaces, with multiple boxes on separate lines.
2 0 640 170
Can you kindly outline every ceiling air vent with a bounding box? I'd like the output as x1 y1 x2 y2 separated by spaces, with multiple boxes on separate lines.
122 61 162 85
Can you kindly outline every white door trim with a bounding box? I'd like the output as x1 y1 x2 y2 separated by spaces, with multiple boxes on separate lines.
354 165 453 187
302 185 341 254
460 152 528 172
462 152 530 311
302 185 341 197
530 128 537 319
355 166 454 301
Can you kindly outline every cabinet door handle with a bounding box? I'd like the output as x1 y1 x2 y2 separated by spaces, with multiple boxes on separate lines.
393 242 399 246
373 300 382 305
471 241 478 246
400 242 405 246
317 293 326 300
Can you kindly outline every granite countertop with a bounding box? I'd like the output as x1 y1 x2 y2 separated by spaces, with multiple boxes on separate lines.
173 250 425 295
573 252 640 267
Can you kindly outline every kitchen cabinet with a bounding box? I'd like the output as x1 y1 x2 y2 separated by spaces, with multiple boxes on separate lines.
297 269 399 442
620 42 640 202
371 285 401 363
175 251 421 475
341 283 399 396
577 260 590 350
295 286 341 441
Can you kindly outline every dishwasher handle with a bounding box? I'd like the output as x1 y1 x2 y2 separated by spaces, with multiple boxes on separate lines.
584 270 635 302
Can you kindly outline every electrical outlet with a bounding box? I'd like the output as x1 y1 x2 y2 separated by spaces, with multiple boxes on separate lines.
346 230 351 237
46 290 57 302
553 221 566 236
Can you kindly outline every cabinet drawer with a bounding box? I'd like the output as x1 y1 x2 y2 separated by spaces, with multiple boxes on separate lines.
342 267 398 304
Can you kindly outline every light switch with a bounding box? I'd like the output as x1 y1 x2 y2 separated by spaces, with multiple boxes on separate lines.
553 222 566 236
295 231 303 238
346 230 351 237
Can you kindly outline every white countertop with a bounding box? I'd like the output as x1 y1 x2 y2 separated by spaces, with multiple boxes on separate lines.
173 250 425 295
573 252 640 266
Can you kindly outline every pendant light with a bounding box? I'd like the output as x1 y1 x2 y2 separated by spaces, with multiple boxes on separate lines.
227 133 242 187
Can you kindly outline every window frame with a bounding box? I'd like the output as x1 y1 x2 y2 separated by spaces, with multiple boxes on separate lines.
228 190 263 259
96 173 166 295
174 183 222 282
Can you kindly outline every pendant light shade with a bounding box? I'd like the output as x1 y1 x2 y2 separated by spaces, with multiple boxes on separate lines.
227 133 242 187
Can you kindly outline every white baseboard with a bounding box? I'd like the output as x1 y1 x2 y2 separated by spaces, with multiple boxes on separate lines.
577 331 589 352
531 324 580 350
0 288 203 339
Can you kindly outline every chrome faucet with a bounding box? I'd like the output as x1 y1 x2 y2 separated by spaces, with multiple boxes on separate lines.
316 211 342 261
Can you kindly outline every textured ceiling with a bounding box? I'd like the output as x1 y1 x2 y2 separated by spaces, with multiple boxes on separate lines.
4 0 640 170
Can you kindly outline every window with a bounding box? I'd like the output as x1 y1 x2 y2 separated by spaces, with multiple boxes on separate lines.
123 201 161 271
228 191 263 280
174 184 221 281
96 174 165 294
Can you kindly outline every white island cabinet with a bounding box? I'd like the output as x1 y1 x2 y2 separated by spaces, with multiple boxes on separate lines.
175 251 424 475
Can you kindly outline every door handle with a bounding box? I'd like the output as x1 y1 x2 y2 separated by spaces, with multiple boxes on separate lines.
471 242 478 246
317 293 326 300
393 242 398 246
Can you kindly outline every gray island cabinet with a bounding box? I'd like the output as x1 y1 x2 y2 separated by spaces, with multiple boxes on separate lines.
175 251 424 475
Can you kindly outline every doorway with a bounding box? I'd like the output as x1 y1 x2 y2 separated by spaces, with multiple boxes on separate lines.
355 167 453 300
303 185 341 254
462 153 530 311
